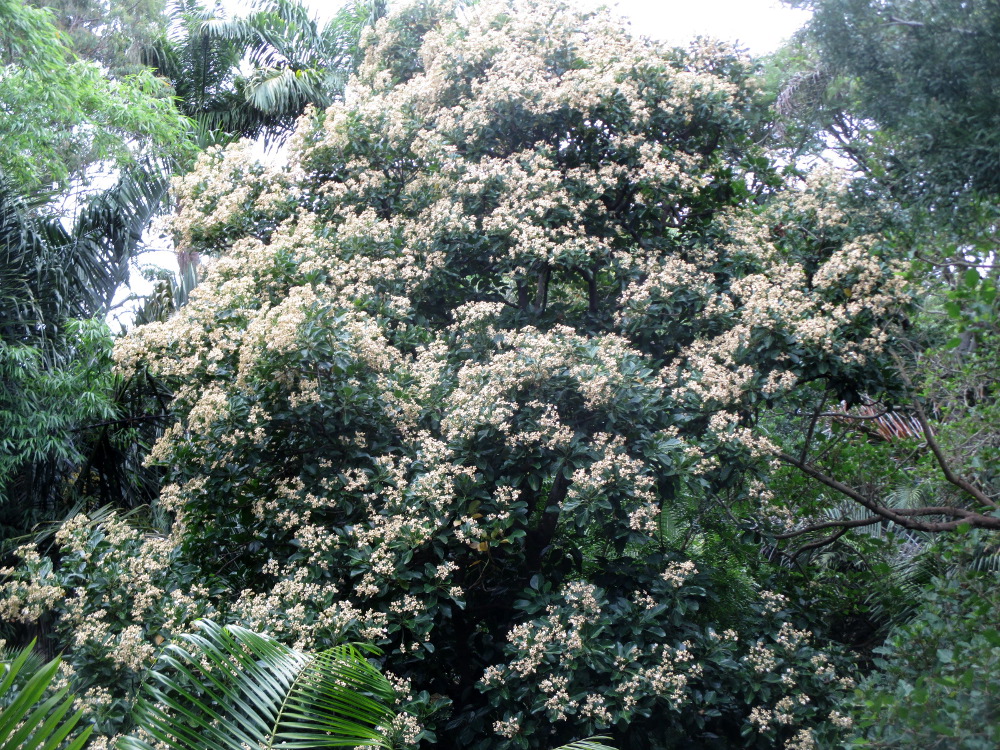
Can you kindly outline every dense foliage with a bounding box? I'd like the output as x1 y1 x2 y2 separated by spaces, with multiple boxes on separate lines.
0 164 176 546
846 535 1000 748
782 0 1000 217
0 0 382 550
25 0 169 76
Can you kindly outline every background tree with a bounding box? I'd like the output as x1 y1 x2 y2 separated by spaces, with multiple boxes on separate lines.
761 8 1000 730
25 0 170 76
0 0 190 197
786 0 1000 213
761 0 1000 549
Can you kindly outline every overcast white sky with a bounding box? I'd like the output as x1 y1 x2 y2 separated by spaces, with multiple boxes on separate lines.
225 0 810 54
577 0 809 53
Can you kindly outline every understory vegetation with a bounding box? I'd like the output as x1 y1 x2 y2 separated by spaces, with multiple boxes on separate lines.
1 1 998 749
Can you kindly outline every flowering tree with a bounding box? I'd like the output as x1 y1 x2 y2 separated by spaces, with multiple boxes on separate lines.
1 1 912 748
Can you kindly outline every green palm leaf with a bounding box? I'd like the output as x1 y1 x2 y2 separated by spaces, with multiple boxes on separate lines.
552 738 616 750
0 642 92 750
120 620 396 750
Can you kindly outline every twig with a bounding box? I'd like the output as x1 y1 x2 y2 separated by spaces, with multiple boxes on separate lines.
790 526 850 561
800 390 828 464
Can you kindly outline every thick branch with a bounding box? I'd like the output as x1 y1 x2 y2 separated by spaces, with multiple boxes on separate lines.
773 515 883 540
524 470 569 572
776 451 1000 531
533 265 551 314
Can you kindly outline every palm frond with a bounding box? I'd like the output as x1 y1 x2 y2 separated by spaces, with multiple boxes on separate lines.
132 261 200 326
1 161 169 342
967 549 1000 573
61 161 171 318
0 642 92 750
120 620 396 750
884 482 936 511
551 738 616 750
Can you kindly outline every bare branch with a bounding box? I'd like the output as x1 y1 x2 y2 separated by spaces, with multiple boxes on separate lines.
909 397 998 509
775 451 1000 531
799 390 828 464
773 515 883 540
818 408 892 421
790 526 850 561
914 254 1000 270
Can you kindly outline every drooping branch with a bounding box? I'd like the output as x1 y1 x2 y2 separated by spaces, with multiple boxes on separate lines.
789 526 850 561
773 515 884 540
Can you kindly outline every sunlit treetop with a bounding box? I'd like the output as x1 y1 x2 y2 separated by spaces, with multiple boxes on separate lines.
0 0 191 194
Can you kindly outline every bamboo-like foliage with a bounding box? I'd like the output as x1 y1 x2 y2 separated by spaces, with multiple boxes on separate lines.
0 643 92 750
0 164 171 542
120 620 397 750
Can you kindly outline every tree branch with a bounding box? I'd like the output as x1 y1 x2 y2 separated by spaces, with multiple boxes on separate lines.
776 451 1000 531
909 395 998 509
893 355 999 509
799 390 828 463
790 526 849 561
773 515 883 540
914 253 1000 270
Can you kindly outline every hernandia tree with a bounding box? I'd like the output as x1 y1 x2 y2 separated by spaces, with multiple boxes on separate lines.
3 1 905 748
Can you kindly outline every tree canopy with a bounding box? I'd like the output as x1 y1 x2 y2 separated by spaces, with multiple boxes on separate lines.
2 1 999 749
144 0 388 147
0 0 190 194
2 1 911 747
779 0 1000 221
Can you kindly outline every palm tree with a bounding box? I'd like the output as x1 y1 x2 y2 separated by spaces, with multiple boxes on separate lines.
146 0 388 148
1 163 173 547
0 162 169 346
141 0 260 148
